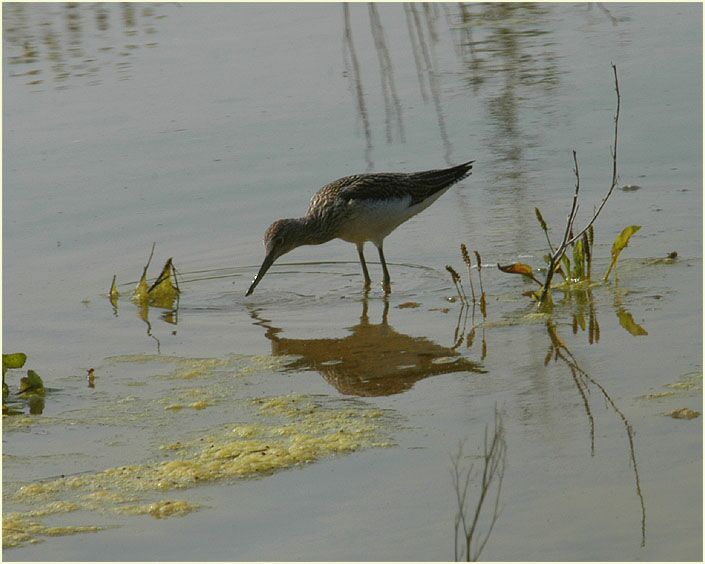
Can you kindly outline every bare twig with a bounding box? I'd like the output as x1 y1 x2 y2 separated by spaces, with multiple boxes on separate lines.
140 242 157 282
452 406 506 561
539 64 621 304
564 64 620 247
540 150 580 303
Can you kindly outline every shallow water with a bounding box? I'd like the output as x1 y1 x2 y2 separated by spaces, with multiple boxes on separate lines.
3 3 702 561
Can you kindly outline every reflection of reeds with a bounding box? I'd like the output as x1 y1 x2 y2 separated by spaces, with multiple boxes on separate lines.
368 4 405 144
593 2 619 26
403 3 429 102
342 4 373 171
570 287 600 345
344 3 467 164
452 406 506 562
407 3 452 163
546 320 646 547
4 3 164 87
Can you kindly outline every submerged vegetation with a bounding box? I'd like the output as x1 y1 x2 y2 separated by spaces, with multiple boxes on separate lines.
108 242 181 313
4 381 392 549
3 352 45 415
3 351 393 549
107 243 182 351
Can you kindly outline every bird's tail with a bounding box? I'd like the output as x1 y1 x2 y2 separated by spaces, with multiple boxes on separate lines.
407 161 474 204
418 160 474 184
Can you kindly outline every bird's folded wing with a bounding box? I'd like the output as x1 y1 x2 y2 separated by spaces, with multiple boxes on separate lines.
308 162 474 212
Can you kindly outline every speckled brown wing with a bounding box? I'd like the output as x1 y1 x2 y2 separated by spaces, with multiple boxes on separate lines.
306 174 365 215
307 161 474 213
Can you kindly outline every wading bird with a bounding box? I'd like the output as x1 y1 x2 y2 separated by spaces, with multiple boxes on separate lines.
246 161 474 296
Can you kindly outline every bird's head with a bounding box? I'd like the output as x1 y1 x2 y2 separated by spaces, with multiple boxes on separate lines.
246 218 302 296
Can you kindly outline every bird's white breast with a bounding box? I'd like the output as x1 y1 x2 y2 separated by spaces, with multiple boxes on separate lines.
338 186 450 246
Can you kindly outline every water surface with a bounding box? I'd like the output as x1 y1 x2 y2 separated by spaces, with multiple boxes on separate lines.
3 3 702 560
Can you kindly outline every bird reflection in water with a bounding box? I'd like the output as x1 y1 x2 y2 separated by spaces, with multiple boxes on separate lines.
249 297 486 397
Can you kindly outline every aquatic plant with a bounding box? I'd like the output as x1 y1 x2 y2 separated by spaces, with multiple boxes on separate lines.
446 247 486 317
446 247 488 359
107 243 181 351
3 352 45 415
494 65 643 308
451 406 506 562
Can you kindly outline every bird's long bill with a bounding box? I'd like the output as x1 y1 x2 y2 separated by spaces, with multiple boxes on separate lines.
245 252 276 296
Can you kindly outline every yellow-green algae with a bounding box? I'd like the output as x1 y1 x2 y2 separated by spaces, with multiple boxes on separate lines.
3 353 289 433
639 372 702 401
5 394 392 549
3 514 102 549
3 502 101 549
2 414 62 430
117 499 200 519
665 408 700 420
4 355 388 549
666 372 702 392
107 353 294 380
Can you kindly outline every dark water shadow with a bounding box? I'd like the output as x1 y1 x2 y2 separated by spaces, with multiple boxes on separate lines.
249 296 486 396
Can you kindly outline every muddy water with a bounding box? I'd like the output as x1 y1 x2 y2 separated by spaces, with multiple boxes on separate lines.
3 3 701 560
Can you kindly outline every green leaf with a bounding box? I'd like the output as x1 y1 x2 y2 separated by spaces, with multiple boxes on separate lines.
560 253 571 275
28 395 45 414
604 225 641 281
18 369 45 395
147 258 180 309
132 269 149 302
582 232 592 279
3 353 27 371
110 274 119 298
572 239 584 280
109 274 120 302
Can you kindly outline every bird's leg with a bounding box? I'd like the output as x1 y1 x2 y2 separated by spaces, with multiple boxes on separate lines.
356 243 372 289
381 294 390 324
360 294 370 324
377 244 391 293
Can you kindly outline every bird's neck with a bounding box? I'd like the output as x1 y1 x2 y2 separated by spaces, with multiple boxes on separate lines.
289 215 337 247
